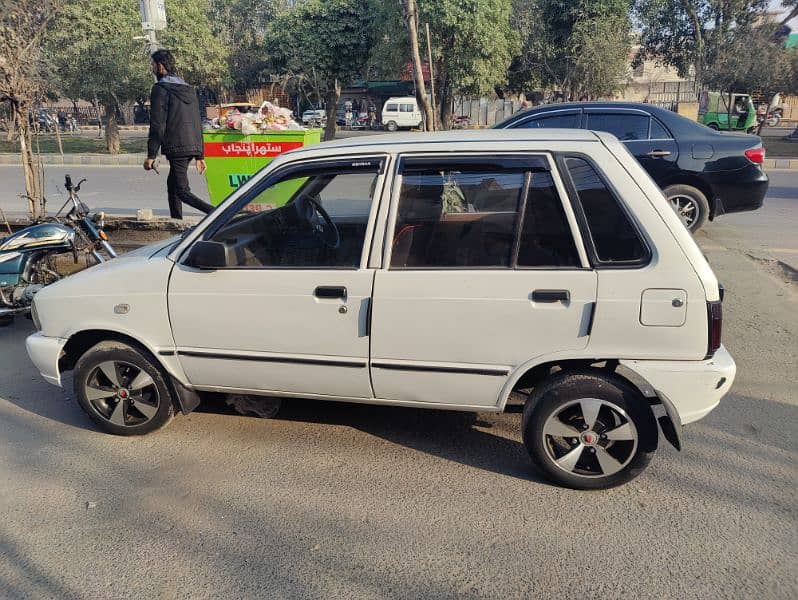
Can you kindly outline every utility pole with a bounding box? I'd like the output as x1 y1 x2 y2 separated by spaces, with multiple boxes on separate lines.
139 0 167 56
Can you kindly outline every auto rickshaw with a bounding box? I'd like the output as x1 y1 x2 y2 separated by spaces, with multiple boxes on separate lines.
698 91 757 132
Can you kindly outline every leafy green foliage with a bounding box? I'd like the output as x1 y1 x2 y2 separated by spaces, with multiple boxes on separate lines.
633 0 768 83
48 0 227 107
420 0 519 95
510 0 632 99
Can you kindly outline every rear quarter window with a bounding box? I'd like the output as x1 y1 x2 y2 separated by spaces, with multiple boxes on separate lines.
564 157 648 265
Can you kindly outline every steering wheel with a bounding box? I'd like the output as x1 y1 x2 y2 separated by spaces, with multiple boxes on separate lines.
295 195 340 249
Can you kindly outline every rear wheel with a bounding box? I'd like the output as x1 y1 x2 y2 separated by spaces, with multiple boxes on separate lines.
663 184 710 232
707 123 719 131
73 341 175 435
522 371 657 489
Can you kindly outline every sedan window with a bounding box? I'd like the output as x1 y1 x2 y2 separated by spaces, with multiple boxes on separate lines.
649 118 672 139
519 112 580 129
586 113 649 141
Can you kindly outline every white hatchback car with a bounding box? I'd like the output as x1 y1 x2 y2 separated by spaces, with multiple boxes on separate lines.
26 130 735 489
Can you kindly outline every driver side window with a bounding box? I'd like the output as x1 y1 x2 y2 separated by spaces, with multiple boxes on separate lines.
208 163 381 269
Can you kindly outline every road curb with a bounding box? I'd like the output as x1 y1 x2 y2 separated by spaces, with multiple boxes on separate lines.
763 157 798 170
0 153 147 166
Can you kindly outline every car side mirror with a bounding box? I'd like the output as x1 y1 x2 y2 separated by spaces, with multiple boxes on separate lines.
186 240 228 269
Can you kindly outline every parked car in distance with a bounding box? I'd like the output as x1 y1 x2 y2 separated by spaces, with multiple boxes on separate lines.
496 102 768 232
26 129 735 489
301 109 326 126
382 96 423 131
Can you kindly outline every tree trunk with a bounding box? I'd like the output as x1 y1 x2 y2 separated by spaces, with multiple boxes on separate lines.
14 103 41 219
103 101 120 153
323 79 340 142
401 0 435 131
438 68 452 130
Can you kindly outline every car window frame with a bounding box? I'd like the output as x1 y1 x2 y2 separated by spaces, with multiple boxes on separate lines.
583 111 652 143
178 154 390 271
382 152 591 271
648 116 674 141
555 152 653 269
506 108 583 130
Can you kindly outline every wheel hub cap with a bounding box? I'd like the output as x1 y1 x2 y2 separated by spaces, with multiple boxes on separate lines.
580 431 598 445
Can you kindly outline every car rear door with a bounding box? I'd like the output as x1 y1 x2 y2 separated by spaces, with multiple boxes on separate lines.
369 153 597 409
583 108 679 185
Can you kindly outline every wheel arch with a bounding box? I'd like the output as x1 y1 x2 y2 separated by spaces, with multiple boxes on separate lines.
660 175 716 217
60 328 199 415
501 357 678 450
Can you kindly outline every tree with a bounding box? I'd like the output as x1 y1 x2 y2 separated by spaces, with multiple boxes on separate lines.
48 0 227 153
420 0 519 127
0 0 58 218
701 24 798 133
634 0 768 86
274 0 376 141
400 0 435 131
510 0 632 100
208 0 289 96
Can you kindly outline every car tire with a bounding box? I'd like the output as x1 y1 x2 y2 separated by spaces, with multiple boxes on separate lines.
522 371 657 490
385 121 398 132
707 123 719 130
0 315 13 327
663 184 710 232
73 340 175 436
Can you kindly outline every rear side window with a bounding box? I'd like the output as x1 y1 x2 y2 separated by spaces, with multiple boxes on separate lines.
391 169 525 268
516 172 580 267
385 104 398 112
519 113 580 129
586 113 649 141
564 157 647 264
649 118 672 139
400 104 414 112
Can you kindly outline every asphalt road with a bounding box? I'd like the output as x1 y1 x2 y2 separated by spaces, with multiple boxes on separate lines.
0 192 796 597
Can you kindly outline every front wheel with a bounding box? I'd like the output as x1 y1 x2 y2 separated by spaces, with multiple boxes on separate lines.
663 184 710 232
384 120 398 132
522 371 657 489
73 341 175 435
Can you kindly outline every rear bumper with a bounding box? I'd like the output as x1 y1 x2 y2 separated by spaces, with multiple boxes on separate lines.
620 345 736 425
25 332 66 387
706 165 768 216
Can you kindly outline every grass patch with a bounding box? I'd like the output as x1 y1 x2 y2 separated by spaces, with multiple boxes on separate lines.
0 135 148 154
762 136 798 158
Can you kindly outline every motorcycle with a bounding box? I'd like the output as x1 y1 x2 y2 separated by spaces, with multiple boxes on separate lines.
0 175 117 326
756 104 782 127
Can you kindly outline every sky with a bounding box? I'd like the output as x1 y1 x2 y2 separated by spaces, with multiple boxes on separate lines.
771 0 798 28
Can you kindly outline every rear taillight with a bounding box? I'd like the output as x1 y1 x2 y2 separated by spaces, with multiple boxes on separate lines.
706 301 722 358
744 146 765 164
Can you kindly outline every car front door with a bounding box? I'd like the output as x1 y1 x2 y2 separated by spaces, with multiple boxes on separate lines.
168 156 387 399
583 109 679 185
370 154 597 408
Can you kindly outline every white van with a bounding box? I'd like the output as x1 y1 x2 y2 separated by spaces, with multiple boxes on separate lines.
381 97 423 131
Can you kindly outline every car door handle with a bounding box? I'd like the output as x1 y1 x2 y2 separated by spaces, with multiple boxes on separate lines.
532 289 570 303
646 149 672 157
314 286 347 300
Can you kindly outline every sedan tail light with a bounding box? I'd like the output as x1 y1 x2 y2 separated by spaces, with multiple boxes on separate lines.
706 301 723 358
744 146 765 164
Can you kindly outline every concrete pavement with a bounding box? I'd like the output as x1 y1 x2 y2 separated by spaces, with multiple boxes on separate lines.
0 201 796 598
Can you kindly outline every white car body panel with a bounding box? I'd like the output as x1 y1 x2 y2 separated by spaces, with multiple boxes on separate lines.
25 129 734 432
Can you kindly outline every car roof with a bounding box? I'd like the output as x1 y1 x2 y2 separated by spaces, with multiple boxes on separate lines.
299 128 599 154
495 101 710 136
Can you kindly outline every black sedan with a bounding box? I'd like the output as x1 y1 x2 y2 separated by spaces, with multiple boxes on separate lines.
495 102 768 231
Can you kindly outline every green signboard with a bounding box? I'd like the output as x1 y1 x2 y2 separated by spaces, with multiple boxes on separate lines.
202 129 322 205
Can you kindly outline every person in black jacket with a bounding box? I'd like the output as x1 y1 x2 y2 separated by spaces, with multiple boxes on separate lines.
143 49 213 219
